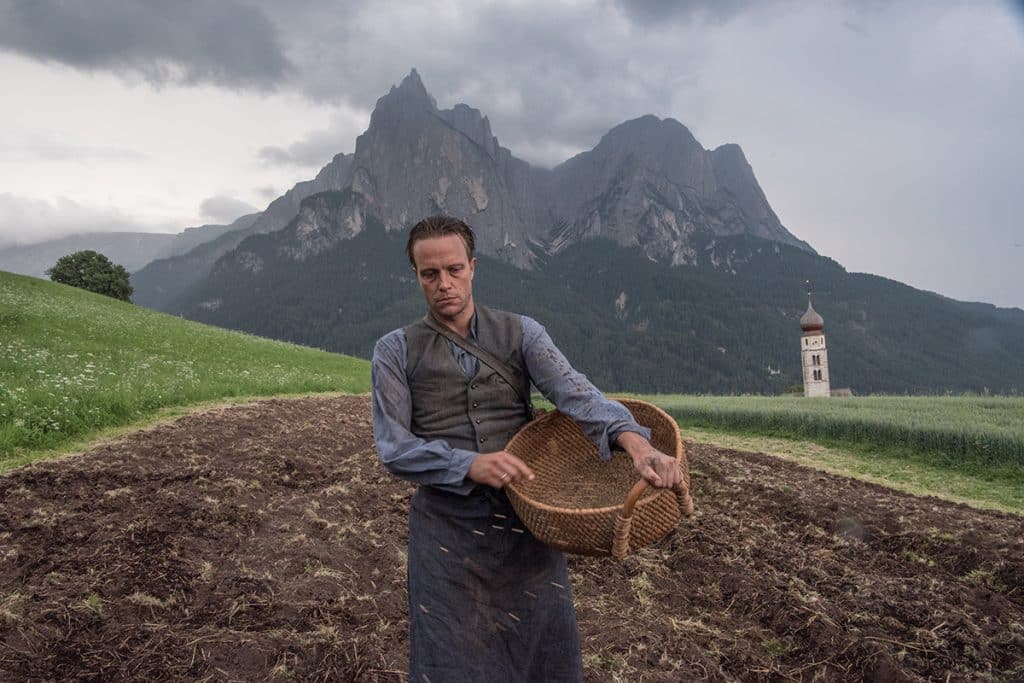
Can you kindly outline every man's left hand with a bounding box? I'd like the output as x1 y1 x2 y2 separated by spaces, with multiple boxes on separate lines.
615 432 683 489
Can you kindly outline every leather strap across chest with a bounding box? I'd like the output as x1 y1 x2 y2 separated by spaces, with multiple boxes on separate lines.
421 314 534 411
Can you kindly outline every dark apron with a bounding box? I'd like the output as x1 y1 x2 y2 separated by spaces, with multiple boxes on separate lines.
407 485 583 683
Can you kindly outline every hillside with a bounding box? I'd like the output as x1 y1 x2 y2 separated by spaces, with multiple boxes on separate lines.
0 270 369 466
171 213 1024 394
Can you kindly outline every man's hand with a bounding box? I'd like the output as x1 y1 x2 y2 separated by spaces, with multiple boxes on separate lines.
615 432 683 489
468 450 535 489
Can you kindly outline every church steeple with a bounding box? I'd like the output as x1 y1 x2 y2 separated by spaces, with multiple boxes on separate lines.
800 296 824 333
800 282 831 397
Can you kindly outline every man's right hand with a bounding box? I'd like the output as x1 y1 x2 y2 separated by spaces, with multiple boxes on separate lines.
468 451 535 488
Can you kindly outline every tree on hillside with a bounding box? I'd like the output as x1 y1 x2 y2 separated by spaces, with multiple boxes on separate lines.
47 250 133 302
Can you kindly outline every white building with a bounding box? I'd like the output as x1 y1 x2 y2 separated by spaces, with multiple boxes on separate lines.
800 298 831 397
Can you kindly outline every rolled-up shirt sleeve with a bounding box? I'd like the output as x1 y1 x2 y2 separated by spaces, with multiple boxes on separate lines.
371 330 478 495
521 316 650 461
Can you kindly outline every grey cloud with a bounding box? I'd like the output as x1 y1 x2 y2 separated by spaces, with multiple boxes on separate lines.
35 144 148 163
257 147 297 165
840 19 868 35
614 0 896 27
0 193 160 248
255 186 280 201
199 195 258 224
614 0 772 24
258 130 345 167
1 138 149 163
614 0 753 23
0 0 291 89
262 1 693 167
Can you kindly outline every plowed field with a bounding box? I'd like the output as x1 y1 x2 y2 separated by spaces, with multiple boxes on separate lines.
1 396 1021 681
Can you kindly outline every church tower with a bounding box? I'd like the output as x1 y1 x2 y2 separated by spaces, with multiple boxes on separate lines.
800 292 831 397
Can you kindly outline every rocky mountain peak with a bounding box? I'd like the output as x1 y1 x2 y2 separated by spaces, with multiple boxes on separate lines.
598 115 700 150
543 112 810 262
710 142 745 163
581 115 706 180
369 69 437 128
439 103 500 160
337 71 544 266
299 72 811 266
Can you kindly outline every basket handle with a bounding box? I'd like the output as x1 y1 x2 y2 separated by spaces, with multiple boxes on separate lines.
612 479 694 560
675 477 695 517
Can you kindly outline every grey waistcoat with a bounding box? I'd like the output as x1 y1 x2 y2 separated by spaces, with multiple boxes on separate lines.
405 306 531 453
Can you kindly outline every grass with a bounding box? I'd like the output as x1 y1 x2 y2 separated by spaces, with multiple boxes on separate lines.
0 271 370 469
644 394 1024 470
675 425 1024 514
640 395 1024 512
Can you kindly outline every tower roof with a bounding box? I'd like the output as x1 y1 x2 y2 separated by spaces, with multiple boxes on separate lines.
800 298 824 332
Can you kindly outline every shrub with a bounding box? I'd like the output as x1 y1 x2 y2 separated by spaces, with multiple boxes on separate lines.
47 250 133 302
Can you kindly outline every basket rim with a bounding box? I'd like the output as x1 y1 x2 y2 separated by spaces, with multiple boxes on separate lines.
505 397 683 516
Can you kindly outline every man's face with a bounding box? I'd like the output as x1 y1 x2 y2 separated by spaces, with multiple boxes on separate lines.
411 233 477 323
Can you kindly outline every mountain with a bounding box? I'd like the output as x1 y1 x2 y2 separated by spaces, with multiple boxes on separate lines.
0 216 258 279
131 153 353 309
132 70 800 309
170 217 1024 394
544 116 811 264
132 70 1024 393
152 217 258 261
0 233 174 277
330 69 546 267
235 70 809 269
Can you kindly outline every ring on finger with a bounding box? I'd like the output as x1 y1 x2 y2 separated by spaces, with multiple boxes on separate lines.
499 472 510 482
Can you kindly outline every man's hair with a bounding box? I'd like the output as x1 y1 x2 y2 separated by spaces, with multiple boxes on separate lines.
406 215 476 267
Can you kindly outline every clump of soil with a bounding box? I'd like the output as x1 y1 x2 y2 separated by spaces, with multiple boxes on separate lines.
1 396 1021 681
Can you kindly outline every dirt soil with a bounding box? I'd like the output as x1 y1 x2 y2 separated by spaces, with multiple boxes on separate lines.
1 395 1022 682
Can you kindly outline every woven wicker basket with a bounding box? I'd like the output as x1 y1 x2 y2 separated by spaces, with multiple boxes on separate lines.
505 398 694 560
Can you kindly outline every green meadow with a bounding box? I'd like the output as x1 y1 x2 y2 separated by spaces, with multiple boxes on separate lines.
646 394 1024 467
0 271 370 469
641 394 1024 513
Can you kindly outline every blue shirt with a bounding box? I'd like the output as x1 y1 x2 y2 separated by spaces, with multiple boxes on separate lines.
371 313 651 495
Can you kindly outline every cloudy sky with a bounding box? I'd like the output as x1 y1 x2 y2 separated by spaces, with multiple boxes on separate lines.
1 0 1022 307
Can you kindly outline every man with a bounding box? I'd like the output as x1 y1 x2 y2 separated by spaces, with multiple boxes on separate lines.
371 215 682 682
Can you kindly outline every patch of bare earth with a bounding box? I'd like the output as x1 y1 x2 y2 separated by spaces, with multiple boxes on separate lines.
0 396 1021 681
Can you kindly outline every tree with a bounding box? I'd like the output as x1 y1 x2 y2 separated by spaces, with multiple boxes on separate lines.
47 250 133 302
